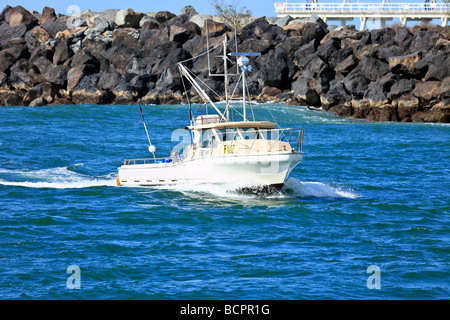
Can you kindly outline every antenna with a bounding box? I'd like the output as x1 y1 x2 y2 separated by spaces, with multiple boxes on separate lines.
230 52 261 121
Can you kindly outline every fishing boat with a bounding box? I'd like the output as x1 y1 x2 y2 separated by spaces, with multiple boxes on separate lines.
117 34 304 192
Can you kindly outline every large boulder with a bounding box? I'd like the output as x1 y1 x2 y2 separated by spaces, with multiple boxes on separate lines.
39 7 56 24
241 17 286 47
358 55 390 82
342 70 368 98
179 5 197 19
292 76 321 106
255 47 296 89
53 40 73 65
388 78 414 100
24 26 52 51
115 9 144 28
155 11 176 24
72 74 110 104
388 51 422 76
104 45 137 74
413 81 442 102
6 6 38 30
0 23 27 47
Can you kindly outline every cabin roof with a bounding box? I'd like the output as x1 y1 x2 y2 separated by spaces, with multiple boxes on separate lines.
186 121 277 130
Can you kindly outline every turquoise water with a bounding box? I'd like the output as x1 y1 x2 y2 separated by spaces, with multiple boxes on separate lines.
0 103 448 300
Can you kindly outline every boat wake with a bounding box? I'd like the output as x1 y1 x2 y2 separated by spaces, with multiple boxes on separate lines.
156 177 360 199
0 167 360 199
282 178 360 199
0 166 116 189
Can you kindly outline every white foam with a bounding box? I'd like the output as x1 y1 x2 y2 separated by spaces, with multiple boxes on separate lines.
282 178 360 199
154 177 360 199
0 166 116 189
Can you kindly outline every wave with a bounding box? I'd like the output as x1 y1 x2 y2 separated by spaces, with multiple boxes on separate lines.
156 177 360 199
0 166 116 189
282 178 360 199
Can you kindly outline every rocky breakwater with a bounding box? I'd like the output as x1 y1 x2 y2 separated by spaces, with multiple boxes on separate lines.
0 5 448 123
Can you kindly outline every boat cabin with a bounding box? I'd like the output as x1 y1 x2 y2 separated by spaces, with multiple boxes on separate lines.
186 115 292 158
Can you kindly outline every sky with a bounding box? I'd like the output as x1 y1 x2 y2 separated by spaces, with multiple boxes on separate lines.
1 0 278 17
2 0 443 27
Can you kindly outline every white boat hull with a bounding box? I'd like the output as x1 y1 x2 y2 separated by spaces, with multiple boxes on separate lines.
117 152 303 188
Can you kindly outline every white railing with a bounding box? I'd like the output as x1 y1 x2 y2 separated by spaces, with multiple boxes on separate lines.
274 2 449 13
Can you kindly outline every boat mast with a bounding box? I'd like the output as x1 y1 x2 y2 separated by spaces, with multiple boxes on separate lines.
223 35 230 122
242 61 247 121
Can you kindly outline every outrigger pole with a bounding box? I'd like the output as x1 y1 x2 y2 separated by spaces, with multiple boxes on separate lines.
138 104 156 159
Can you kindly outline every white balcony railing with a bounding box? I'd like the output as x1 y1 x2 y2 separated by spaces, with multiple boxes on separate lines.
274 2 449 13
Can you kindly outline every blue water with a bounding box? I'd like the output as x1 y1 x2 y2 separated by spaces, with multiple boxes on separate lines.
0 103 448 300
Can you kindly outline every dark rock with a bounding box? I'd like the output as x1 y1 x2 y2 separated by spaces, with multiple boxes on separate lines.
376 44 405 62
277 36 306 61
72 74 110 104
301 22 327 43
413 81 442 102
29 97 46 107
293 39 317 69
302 56 335 94
53 40 73 65
256 47 296 89
440 77 450 99
343 70 368 98
112 27 140 48
424 53 450 81
363 81 389 107
9 59 44 90
115 9 144 28
155 11 176 24
320 79 351 110
370 28 396 45
44 64 68 87
388 78 414 100
388 51 422 77
0 49 19 73
241 17 286 47
104 44 137 74
335 54 357 76
40 20 67 38
393 93 419 121
409 30 440 54
67 64 97 91
0 23 27 47
0 88 23 105
40 7 56 24
71 48 100 70
411 99 450 123
393 26 413 47
201 19 229 37
6 6 38 30
316 38 340 61
328 47 353 69
358 55 389 82
366 105 398 122
292 76 321 106
24 26 52 51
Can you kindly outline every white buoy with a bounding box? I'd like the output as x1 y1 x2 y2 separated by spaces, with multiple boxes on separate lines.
148 145 156 153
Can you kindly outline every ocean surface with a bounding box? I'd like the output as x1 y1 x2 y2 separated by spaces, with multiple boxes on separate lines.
0 103 448 300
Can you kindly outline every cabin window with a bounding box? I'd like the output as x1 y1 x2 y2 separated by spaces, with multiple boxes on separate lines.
241 127 259 140
201 130 213 148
